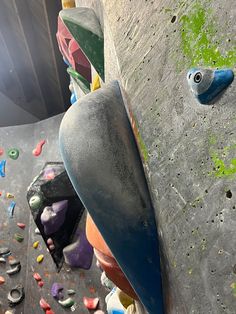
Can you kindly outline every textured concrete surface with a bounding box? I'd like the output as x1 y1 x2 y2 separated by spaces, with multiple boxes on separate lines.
77 0 236 313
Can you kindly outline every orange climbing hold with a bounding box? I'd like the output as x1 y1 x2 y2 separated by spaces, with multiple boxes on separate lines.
32 140 46 157
0 276 5 284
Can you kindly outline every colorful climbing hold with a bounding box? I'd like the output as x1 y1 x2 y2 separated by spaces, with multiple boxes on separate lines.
59 297 75 308
0 160 6 177
0 148 4 156
37 254 44 263
83 297 99 310
38 280 44 288
8 201 16 218
33 273 42 281
33 241 39 249
46 310 55 314
7 148 19 160
17 222 25 229
187 68 234 104
39 298 51 310
35 228 40 234
0 276 5 284
67 289 76 295
29 194 43 210
6 193 14 199
14 233 24 243
32 140 46 157
91 74 101 92
51 282 64 300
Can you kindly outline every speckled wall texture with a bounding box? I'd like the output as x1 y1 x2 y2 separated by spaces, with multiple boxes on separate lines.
88 0 236 313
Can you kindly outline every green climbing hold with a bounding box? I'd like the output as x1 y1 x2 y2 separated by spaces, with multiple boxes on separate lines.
59 297 75 308
14 233 24 243
7 148 19 160
67 67 90 94
29 194 43 210
60 8 104 81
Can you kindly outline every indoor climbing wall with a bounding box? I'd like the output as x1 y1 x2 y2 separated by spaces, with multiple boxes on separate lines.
0 114 107 313
75 0 236 313
103 0 236 313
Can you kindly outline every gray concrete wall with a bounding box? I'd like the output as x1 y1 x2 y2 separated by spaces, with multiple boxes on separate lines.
77 0 236 313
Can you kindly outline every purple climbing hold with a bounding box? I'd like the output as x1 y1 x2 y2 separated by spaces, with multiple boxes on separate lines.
51 282 64 300
63 230 93 269
40 200 68 235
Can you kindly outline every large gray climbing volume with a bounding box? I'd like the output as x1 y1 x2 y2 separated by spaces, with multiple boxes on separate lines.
59 81 164 314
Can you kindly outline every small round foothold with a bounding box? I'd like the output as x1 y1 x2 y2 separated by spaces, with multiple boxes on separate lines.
7 148 19 160
47 238 53 245
0 148 4 156
7 285 25 306
83 297 99 310
36 254 44 263
29 194 43 210
49 245 55 251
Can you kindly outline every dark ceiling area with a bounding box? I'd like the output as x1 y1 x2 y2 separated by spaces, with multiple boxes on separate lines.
0 0 70 126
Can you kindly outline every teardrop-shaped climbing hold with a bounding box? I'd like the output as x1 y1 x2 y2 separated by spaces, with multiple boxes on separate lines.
36 254 44 263
33 241 39 249
67 289 76 295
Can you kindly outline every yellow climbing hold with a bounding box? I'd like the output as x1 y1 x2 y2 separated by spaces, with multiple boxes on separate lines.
6 193 14 199
91 74 101 92
33 241 39 249
37 254 44 263
61 0 75 8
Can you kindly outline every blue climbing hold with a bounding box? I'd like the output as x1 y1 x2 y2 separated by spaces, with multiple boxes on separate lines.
8 201 16 218
0 160 6 177
187 68 234 104
70 92 77 105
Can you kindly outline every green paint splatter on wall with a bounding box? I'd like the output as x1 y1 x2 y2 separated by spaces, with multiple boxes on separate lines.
210 144 236 178
231 283 236 297
179 2 236 67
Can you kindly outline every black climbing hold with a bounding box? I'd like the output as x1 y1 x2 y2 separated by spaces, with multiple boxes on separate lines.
171 15 177 23
8 285 25 306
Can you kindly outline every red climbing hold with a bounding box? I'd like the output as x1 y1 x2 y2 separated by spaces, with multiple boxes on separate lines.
33 273 42 281
39 298 51 310
83 297 99 310
33 140 46 157
46 310 55 314
38 280 44 287
0 148 3 156
17 223 26 229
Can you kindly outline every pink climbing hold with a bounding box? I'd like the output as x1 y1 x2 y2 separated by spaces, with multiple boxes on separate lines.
0 148 4 156
32 140 46 157
83 297 99 310
33 273 42 281
17 223 26 229
39 298 51 310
